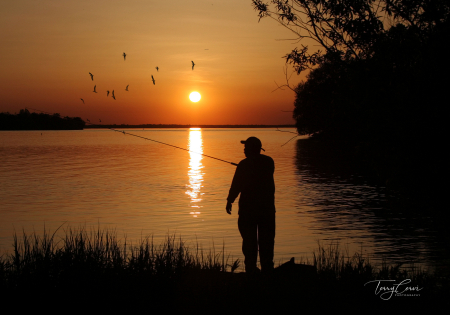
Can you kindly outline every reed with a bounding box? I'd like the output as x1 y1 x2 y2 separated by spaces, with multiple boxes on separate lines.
312 241 438 286
1 228 442 283
3 226 237 278
313 241 373 281
0 226 243 312
0 227 447 312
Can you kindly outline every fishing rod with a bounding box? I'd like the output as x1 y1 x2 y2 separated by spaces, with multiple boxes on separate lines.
25 107 238 166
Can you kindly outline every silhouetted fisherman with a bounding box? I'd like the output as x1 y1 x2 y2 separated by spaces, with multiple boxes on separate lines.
226 137 275 275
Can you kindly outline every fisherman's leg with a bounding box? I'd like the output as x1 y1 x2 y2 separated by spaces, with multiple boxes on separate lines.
257 212 275 274
238 214 258 273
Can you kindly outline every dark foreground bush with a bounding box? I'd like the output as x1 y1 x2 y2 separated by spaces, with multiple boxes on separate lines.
0 227 448 312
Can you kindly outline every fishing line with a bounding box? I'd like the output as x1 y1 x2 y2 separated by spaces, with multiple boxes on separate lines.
25 107 238 166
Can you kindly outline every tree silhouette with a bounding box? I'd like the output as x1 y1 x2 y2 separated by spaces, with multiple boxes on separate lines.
253 0 449 202
253 0 449 73
0 109 85 130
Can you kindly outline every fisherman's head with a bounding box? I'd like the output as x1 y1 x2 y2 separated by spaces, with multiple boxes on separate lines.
241 136 265 157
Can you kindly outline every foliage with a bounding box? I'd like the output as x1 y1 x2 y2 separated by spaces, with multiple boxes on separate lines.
253 0 449 199
0 108 85 130
253 0 450 73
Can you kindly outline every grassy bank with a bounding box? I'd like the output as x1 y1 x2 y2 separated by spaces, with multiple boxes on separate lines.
1 227 448 311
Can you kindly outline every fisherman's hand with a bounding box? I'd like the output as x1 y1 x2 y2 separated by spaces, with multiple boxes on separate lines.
226 201 232 215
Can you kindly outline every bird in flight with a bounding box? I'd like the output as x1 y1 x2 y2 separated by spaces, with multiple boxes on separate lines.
123 52 126 61
151 75 155 85
191 61 195 70
80 98 84 104
107 90 110 97
93 85 97 93
156 66 159 72
125 85 129 91
112 90 116 100
89 72 94 81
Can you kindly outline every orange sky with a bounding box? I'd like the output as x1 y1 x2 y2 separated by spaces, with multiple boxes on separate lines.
1 0 308 125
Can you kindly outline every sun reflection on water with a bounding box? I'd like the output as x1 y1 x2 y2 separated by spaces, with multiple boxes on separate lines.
186 128 203 217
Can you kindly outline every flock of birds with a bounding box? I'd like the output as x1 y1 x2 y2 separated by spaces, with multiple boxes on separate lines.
79 53 196 108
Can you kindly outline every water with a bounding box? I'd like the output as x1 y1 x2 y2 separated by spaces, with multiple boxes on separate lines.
0 129 447 270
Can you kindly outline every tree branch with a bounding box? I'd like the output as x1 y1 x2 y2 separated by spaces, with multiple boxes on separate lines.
272 65 297 92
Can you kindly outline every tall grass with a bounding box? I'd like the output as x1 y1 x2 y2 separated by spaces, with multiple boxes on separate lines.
3 226 238 277
312 241 437 287
1 228 447 311
2 228 441 284
0 225 241 302
313 241 373 281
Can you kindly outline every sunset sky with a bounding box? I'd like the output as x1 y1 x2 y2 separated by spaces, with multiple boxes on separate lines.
0 0 308 125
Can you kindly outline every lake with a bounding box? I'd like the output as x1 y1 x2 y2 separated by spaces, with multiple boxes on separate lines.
0 128 447 271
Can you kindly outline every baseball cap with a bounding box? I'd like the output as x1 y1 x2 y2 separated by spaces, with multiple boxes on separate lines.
240 136 265 151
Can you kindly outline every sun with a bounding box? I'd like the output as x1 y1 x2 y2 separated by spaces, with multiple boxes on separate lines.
189 91 201 102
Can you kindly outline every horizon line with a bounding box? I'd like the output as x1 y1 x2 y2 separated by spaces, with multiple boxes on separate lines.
84 124 296 129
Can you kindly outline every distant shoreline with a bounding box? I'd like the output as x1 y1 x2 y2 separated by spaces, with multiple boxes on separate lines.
84 124 296 129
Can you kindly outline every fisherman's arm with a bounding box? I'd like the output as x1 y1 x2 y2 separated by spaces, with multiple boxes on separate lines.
226 164 243 215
